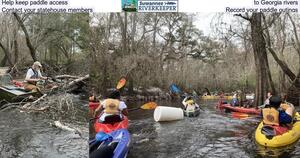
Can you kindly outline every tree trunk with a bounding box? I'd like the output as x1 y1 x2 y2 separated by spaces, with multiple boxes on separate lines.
13 28 19 64
100 61 109 94
0 42 13 66
278 51 286 92
250 13 269 107
152 13 158 50
265 13 300 106
13 13 37 61
130 13 137 54
128 74 134 95
117 12 128 56
1 54 7 66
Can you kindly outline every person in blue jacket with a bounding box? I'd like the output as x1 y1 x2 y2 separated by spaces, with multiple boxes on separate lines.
231 93 239 106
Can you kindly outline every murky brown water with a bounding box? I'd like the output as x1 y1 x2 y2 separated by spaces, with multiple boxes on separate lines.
126 100 300 158
0 94 88 158
3 97 299 158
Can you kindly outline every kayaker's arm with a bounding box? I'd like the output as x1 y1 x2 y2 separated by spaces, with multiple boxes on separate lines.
122 108 128 116
182 98 188 109
286 104 295 117
25 78 40 82
94 103 104 117
280 103 295 116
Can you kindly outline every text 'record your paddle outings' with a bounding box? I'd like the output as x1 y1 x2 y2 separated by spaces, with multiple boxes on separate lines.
225 0 299 13
1 0 94 13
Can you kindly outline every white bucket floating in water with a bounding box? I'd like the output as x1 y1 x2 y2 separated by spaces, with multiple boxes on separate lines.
153 106 184 122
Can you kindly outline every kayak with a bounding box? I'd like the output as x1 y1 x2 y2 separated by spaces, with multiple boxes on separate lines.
201 95 220 100
90 129 131 158
217 103 260 115
201 95 236 100
201 95 245 100
94 114 129 133
0 85 37 103
184 108 200 117
255 112 300 147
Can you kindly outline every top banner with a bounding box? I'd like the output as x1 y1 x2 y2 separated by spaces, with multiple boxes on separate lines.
0 0 299 13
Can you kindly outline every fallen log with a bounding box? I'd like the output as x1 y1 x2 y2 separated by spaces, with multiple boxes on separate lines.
55 75 80 79
65 74 89 89
52 121 82 137
22 94 47 108
25 105 50 112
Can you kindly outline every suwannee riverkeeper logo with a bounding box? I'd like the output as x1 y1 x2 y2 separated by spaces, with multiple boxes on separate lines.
122 0 178 12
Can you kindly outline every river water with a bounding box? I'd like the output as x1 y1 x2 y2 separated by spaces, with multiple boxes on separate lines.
127 100 300 158
0 94 89 158
2 98 299 158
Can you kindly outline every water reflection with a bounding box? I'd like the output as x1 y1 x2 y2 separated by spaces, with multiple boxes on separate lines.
0 94 88 158
127 100 300 158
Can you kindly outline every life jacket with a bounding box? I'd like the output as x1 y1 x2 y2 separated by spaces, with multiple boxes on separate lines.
103 99 120 115
29 67 39 79
262 107 279 126
186 99 194 105
26 68 39 85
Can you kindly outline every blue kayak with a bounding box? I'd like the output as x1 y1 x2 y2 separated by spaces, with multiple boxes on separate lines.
89 129 131 158
169 83 182 94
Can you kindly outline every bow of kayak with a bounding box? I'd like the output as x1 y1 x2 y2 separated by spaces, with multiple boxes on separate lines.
255 112 300 147
90 129 131 158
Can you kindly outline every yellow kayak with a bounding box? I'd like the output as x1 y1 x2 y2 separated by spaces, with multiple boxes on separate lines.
255 112 300 147
201 95 239 100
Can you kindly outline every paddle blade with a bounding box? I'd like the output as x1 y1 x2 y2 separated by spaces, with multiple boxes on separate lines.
141 102 157 110
169 84 182 94
231 112 249 119
116 77 126 90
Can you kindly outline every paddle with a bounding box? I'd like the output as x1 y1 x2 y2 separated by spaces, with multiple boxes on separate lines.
116 77 126 90
90 102 158 121
197 106 205 111
128 102 158 111
169 83 204 111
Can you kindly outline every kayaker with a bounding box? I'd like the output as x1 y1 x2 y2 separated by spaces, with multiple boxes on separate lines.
264 92 272 105
230 93 239 106
281 93 287 103
24 61 48 92
262 96 295 126
182 96 199 111
94 90 128 122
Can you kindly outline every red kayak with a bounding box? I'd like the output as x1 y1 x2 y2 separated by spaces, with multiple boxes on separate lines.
217 102 260 115
94 114 129 133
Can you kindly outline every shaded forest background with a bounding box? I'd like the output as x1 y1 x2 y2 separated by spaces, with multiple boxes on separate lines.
0 13 90 76
89 13 299 106
0 13 299 106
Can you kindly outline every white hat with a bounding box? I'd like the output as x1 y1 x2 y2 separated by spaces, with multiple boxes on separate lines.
33 61 42 67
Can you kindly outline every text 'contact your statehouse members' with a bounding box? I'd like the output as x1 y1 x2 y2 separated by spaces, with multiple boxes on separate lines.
1 0 94 13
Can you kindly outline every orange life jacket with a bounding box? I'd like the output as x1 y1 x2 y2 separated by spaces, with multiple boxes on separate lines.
262 107 279 126
103 99 120 115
